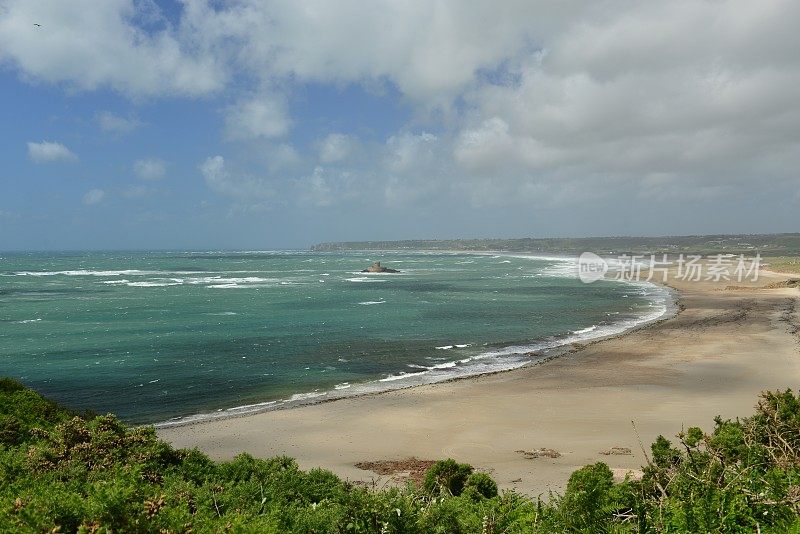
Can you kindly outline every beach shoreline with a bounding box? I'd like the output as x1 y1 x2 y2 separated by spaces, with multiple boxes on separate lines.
158 267 800 496
154 281 680 430
154 254 677 429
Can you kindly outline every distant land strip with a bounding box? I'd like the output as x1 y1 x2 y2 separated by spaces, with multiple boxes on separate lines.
311 233 800 257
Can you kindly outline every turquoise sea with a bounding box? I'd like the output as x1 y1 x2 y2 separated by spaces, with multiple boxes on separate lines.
0 251 672 425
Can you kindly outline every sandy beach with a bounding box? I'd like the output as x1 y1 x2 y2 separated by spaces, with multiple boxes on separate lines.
158 268 800 497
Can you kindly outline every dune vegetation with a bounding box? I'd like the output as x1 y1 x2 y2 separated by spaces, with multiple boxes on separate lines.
2 377 800 532
765 257 800 276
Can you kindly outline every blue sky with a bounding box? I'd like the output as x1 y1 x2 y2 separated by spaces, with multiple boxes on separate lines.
1 0 798 250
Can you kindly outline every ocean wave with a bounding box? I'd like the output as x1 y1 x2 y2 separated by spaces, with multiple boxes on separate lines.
15 269 197 277
359 300 386 305
16 269 138 277
379 371 428 382
286 391 327 402
127 281 182 287
345 277 387 283
13 318 42 324
408 360 460 371
479 253 580 278
573 325 598 335
14 271 290 289
539 261 580 278
158 399 280 426
223 400 278 412
152 276 288 289
188 276 278 285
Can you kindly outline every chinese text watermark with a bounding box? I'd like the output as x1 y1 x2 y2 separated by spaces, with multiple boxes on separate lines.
578 252 761 284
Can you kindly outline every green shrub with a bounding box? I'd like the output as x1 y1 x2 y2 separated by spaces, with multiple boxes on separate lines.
423 458 474 496
464 472 498 499
650 434 681 469
0 414 23 445
5 379 800 532
559 462 616 531
0 377 26 393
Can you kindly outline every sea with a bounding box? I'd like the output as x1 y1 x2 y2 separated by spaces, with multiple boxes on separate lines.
0 250 674 426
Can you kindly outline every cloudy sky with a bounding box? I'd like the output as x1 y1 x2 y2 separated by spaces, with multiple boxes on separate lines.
1 0 798 250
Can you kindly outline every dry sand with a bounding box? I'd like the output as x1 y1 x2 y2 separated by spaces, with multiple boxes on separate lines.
158 268 800 497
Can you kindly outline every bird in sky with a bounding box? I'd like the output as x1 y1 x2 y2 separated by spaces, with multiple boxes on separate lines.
33 23 41 27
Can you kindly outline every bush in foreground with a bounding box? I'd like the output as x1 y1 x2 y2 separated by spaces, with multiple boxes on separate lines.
3 378 800 532
423 459 473 497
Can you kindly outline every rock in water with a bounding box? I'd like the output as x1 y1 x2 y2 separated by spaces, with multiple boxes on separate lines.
362 261 400 273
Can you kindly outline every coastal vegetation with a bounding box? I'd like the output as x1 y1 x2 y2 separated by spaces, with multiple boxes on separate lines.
765 256 800 276
3 377 800 532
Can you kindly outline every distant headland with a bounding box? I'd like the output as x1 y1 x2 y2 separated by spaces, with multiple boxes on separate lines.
312 233 800 257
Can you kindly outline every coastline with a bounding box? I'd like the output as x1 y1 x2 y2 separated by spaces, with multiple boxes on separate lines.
158 265 800 495
154 253 677 428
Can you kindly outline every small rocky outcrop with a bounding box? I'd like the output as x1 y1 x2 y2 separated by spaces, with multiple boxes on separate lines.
599 446 633 456
515 448 561 459
361 261 400 273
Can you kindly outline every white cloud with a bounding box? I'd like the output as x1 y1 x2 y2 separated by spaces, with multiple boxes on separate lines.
264 143 301 173
200 155 274 199
7 1 800 218
134 158 166 181
454 117 564 173
82 188 106 205
384 132 438 173
0 0 225 97
200 155 229 192
435 0 800 208
224 94 291 140
179 1 577 106
296 166 335 207
96 111 140 134
318 133 355 163
295 166 361 207
380 132 445 206
199 0 800 213
27 141 77 163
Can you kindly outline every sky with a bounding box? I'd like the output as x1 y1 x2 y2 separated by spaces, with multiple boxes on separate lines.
0 0 798 251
